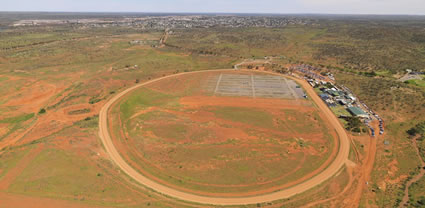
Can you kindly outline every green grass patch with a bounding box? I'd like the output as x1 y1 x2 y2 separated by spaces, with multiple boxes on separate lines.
120 88 176 120
0 113 34 124
405 79 425 88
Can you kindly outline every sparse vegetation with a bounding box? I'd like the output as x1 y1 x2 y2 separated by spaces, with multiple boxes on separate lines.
74 115 99 129
1 12 425 207
67 108 90 115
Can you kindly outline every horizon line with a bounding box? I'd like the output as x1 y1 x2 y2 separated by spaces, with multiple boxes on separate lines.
1 11 425 16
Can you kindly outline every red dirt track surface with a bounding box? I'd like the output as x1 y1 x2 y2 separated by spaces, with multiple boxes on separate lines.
98 69 351 205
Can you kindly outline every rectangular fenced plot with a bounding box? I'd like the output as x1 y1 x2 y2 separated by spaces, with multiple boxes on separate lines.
207 73 303 99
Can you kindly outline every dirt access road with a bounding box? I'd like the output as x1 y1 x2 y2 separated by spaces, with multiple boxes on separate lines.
98 69 351 206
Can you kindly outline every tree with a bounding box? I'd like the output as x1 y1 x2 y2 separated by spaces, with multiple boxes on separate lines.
325 82 334 89
407 122 425 139
364 71 377 77
345 116 363 132
417 196 425 205
38 108 46 114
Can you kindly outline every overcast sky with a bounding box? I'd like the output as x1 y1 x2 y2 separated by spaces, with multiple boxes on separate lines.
2 0 425 15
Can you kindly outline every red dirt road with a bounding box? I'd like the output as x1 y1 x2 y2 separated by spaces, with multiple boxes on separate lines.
98 69 351 205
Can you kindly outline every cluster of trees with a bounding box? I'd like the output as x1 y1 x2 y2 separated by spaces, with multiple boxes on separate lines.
316 23 425 74
413 197 425 207
407 122 425 139
358 71 377 77
344 116 364 133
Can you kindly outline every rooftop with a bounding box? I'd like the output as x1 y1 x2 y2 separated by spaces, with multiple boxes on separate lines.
347 107 368 117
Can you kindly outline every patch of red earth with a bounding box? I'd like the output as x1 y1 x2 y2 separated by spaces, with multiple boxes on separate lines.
146 72 212 95
14 97 104 147
0 75 21 82
5 81 60 113
348 122 378 208
0 57 7 63
155 107 325 142
0 144 44 190
0 122 37 153
386 159 399 179
328 179 342 194
131 107 327 149
1 98 102 150
0 123 8 136
0 81 72 149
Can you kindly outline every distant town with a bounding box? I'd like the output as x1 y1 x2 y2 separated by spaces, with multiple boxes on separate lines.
11 15 313 29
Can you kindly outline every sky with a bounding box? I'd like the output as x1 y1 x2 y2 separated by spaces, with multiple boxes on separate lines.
2 0 425 15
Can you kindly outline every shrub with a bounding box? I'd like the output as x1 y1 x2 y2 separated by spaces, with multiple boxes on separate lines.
407 122 425 138
38 108 46 114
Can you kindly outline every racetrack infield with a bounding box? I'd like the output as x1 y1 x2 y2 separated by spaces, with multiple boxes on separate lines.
107 70 339 197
